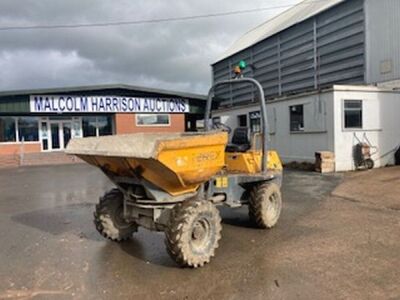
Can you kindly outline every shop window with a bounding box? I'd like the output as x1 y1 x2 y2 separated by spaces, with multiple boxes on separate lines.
98 116 113 136
72 119 82 138
18 117 39 141
237 114 247 127
136 114 170 126
0 117 16 142
290 105 304 132
82 116 97 137
83 116 113 137
344 100 362 129
249 111 261 133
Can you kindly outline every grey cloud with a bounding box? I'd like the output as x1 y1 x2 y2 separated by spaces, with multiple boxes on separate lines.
0 0 300 94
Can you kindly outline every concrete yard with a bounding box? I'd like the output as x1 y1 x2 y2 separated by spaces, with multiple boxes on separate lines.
0 164 399 299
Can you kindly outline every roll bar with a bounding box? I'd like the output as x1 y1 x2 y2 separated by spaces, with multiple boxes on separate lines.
204 78 269 173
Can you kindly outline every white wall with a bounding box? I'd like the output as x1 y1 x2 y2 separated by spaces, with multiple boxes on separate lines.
365 0 400 84
333 87 400 171
213 91 335 164
213 86 400 171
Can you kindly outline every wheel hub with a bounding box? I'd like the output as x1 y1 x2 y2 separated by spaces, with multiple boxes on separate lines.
266 193 279 219
114 206 130 229
191 218 211 251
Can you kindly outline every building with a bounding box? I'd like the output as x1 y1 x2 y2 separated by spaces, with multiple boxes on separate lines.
211 0 400 171
0 84 206 167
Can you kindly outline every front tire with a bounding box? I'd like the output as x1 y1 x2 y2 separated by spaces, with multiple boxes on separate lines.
249 182 282 228
165 200 222 268
94 188 137 242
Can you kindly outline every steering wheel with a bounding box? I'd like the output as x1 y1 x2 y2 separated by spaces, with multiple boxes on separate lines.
213 122 232 134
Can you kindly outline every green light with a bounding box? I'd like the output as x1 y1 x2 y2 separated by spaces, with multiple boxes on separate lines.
238 60 247 70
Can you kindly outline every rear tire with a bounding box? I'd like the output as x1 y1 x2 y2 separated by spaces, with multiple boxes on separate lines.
165 200 222 268
365 158 374 170
94 188 137 242
249 183 282 229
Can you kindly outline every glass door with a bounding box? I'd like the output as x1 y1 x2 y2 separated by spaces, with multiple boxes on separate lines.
41 118 77 152
40 121 49 151
62 122 72 148
50 123 61 150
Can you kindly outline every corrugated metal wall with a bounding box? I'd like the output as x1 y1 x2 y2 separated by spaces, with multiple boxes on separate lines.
365 0 400 84
213 0 365 106
0 96 30 114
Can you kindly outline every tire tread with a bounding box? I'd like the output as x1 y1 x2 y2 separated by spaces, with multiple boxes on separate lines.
249 182 282 229
165 200 221 268
94 188 136 242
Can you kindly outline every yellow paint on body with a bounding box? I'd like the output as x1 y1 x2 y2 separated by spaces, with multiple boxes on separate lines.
225 150 283 174
76 132 282 197
154 132 228 195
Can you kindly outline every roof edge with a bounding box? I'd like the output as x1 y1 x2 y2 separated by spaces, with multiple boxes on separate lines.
212 0 346 65
0 83 207 101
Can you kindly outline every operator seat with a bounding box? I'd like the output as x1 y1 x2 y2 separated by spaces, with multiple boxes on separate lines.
225 127 251 153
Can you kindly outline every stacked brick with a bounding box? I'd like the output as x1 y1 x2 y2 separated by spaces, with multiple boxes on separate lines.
315 151 335 173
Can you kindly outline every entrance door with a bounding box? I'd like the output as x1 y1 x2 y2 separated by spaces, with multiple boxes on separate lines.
48 121 72 151
50 123 61 150
62 122 72 148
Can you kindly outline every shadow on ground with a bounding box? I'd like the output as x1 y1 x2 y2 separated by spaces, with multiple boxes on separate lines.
11 202 103 241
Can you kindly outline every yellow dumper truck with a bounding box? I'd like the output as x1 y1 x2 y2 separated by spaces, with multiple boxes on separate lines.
66 66 283 268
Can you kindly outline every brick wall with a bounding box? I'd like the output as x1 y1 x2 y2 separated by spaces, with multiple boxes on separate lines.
0 143 41 155
0 143 42 167
0 154 19 168
0 143 82 169
115 113 185 134
0 151 81 169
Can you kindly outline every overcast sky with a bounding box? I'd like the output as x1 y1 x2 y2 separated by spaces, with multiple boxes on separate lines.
0 0 301 94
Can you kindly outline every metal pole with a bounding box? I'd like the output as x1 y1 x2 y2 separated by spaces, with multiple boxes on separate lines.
204 78 269 173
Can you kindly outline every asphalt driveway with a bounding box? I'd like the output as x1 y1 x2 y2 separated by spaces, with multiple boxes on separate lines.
0 164 399 299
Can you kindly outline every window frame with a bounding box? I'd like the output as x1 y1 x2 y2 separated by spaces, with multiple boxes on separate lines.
249 110 261 133
97 115 113 136
82 116 98 137
0 116 17 143
237 114 248 127
136 114 171 127
17 117 40 142
82 115 113 137
289 104 305 132
0 116 41 144
343 100 363 130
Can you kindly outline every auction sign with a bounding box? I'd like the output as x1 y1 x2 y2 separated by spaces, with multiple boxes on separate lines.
30 95 190 113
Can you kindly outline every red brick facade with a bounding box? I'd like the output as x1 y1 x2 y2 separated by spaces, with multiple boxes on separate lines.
0 113 187 168
115 113 185 134
0 142 41 155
